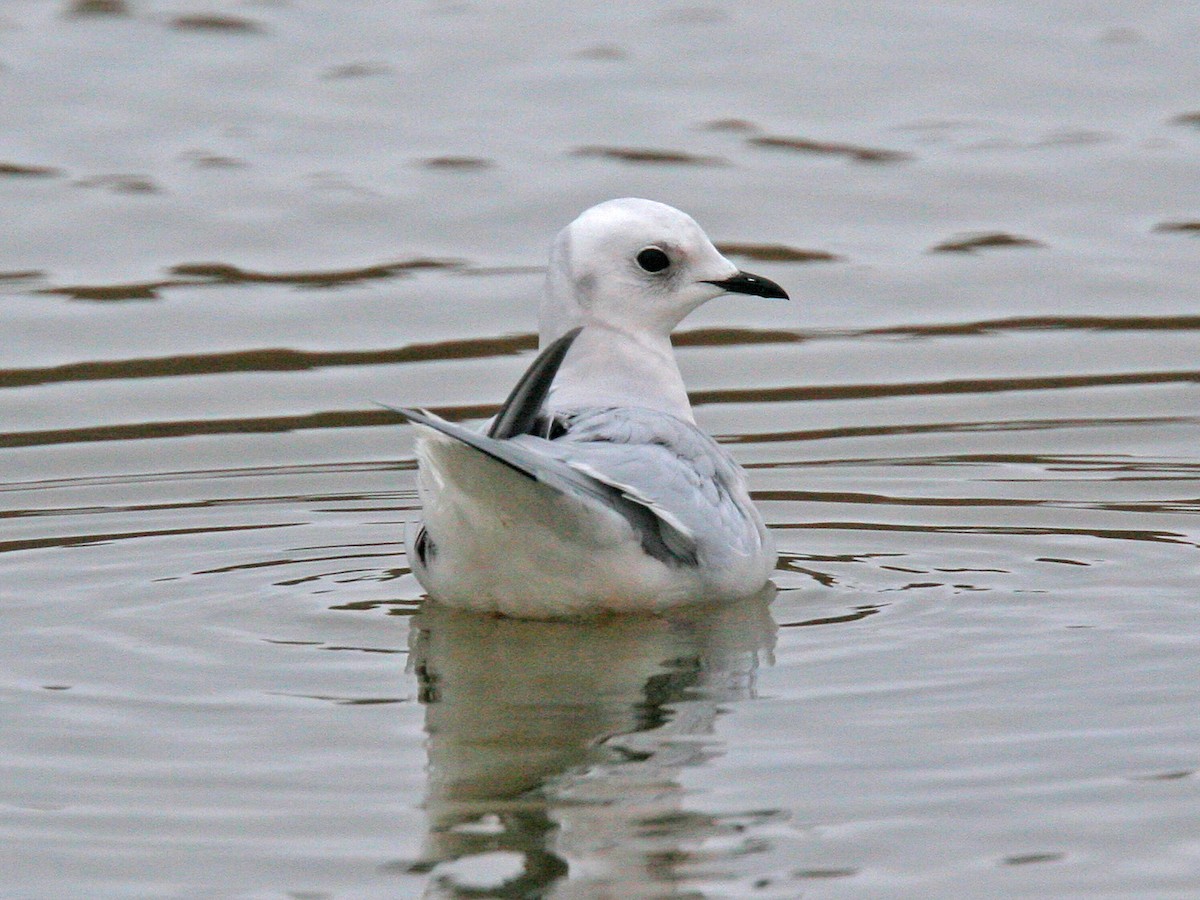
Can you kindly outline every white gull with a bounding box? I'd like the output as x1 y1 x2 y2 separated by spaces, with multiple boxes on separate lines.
392 198 789 617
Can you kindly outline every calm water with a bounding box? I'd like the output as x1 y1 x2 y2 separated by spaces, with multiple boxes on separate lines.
3 2 1199 897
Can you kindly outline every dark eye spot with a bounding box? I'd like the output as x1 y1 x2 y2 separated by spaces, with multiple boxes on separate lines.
636 247 670 273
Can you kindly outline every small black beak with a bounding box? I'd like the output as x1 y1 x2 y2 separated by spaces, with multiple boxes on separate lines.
704 270 789 300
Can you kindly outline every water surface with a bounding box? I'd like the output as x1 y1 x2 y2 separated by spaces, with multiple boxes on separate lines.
2 2 1199 897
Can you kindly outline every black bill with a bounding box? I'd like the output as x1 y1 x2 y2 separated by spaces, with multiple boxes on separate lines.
703 270 789 300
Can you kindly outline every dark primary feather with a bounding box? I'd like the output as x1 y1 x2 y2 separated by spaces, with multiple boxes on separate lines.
488 327 582 439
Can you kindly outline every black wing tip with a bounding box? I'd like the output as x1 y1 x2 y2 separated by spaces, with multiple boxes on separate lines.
375 326 586 438
487 326 585 439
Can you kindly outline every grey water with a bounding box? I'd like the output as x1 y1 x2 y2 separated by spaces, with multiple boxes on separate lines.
2 2 1199 897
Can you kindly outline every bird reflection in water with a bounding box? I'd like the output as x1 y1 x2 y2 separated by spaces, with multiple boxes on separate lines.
404 587 778 897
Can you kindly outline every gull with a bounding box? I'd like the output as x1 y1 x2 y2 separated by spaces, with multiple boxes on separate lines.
392 198 789 617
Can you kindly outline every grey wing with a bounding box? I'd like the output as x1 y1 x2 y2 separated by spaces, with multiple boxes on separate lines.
550 407 763 557
384 405 698 567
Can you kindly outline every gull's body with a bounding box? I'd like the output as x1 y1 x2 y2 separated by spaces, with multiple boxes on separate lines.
397 198 787 618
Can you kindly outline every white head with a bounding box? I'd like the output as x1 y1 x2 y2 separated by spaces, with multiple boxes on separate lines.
540 198 787 344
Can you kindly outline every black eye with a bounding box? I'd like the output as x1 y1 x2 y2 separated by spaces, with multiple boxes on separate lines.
636 247 671 273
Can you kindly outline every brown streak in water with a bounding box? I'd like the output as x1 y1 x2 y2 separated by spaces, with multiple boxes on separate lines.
3 373 1197 449
37 258 462 300
170 14 266 34
724 415 1198 444
855 314 1200 337
328 598 418 611
673 327 803 347
321 62 394 80
1099 500 1200 513
271 693 405 706
168 258 460 285
195 551 396 576
0 162 64 178
0 493 409 519
74 174 160 195
1002 853 1064 866
756 490 1048 508
13 314 1195 387
762 491 1194 514
12 316 1196 389
320 646 403 654
700 118 760 133
0 523 298 554
0 461 411 494
691 369 1200 408
1130 769 1194 781
0 407 494 449
748 453 1200 473
454 264 546 277
572 45 627 60
714 242 840 263
748 135 912 163
275 567 383 587
779 565 837 587
930 232 1044 253
793 868 860 879
0 328 810 389
1153 221 1200 235
40 282 169 301
418 157 494 170
779 607 880 628
571 146 727 165
776 521 1194 546
65 0 129 16
0 335 536 388
184 153 248 169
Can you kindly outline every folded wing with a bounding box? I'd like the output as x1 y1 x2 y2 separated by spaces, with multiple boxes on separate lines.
390 406 698 567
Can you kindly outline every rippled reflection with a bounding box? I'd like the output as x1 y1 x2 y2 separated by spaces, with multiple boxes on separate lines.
407 589 777 897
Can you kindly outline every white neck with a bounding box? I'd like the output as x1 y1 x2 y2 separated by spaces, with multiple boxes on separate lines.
545 324 694 423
